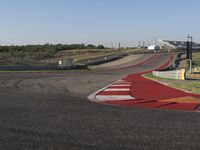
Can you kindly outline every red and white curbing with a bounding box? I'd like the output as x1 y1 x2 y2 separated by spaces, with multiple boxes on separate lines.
88 54 161 103
88 80 135 103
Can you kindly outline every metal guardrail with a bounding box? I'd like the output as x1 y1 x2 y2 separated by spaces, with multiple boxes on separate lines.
0 64 87 71
84 53 128 66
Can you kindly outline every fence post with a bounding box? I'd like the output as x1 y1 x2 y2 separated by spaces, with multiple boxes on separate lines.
180 69 185 80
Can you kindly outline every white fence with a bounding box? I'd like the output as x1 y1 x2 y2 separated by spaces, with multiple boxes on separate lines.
153 69 185 80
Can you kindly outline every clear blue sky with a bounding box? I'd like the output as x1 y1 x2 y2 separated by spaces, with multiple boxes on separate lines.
0 0 200 47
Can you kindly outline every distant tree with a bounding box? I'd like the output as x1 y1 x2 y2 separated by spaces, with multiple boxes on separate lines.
0 43 106 59
86 44 96 49
97 45 105 49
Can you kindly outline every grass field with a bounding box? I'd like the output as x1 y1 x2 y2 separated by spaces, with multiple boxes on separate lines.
144 73 200 94
193 52 200 67
41 48 143 64
143 51 200 94
0 48 143 66
184 52 200 79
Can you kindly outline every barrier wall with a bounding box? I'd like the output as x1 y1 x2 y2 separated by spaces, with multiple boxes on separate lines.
84 53 128 66
153 69 185 80
0 64 87 71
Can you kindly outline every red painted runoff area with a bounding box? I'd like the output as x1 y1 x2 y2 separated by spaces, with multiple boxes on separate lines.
94 53 200 111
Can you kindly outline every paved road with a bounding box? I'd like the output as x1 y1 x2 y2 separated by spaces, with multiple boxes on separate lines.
0 53 200 150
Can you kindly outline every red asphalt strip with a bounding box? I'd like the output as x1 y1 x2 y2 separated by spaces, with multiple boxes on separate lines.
127 74 199 100
101 53 200 111
103 100 198 111
93 53 200 111
103 99 171 107
127 53 200 100
125 53 200 111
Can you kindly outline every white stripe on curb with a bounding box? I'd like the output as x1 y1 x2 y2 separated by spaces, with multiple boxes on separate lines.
105 88 130 91
96 95 135 101
111 85 131 87
88 79 133 103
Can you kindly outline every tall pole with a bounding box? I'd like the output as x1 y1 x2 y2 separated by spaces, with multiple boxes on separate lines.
187 35 193 74
168 50 171 67
118 42 121 51
191 37 193 60
11 44 14 56
190 37 193 74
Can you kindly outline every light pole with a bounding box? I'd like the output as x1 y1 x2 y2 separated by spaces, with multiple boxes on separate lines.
187 35 193 74
168 50 171 67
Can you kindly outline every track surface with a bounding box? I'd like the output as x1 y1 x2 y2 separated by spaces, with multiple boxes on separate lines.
94 53 200 111
0 53 200 149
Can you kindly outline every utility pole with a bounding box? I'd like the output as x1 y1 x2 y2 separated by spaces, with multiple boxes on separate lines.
155 37 157 45
168 50 171 67
11 44 14 56
111 42 113 49
118 42 121 51
187 35 193 74
143 41 145 48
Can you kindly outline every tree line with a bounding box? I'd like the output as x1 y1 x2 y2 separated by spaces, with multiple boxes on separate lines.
0 44 106 59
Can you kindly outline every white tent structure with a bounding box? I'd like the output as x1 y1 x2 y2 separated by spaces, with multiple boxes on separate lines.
147 45 160 51
158 39 200 49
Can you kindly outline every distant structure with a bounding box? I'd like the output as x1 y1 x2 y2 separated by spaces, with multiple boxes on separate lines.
147 45 160 51
138 40 146 48
159 39 200 50
138 41 141 48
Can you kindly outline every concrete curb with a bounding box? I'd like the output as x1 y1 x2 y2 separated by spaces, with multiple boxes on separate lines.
87 82 116 103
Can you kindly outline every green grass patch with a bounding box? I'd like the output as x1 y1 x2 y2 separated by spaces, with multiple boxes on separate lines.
170 82 200 94
193 52 200 67
144 73 200 94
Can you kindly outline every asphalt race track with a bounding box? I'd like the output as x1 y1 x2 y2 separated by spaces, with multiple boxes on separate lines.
0 53 200 150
